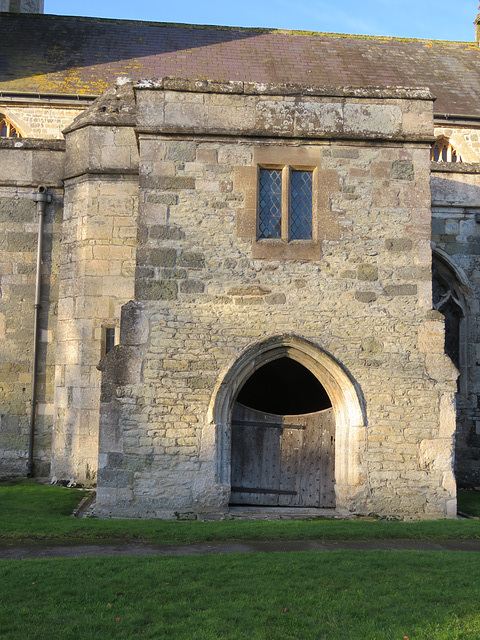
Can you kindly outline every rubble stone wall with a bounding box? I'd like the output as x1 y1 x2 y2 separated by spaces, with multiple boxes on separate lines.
431 163 480 484
95 83 457 520
50 124 139 483
433 126 480 163
0 139 64 477
0 103 86 139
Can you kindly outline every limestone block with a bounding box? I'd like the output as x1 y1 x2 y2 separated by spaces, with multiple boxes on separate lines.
419 438 453 472
418 321 445 354
209 103 256 132
164 102 208 130
425 353 459 383
402 100 434 137
255 99 295 135
0 149 33 184
343 103 402 137
294 101 343 136
446 498 457 518
439 392 456 438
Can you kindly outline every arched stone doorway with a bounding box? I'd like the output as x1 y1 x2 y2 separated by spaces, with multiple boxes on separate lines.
200 335 367 514
231 357 335 507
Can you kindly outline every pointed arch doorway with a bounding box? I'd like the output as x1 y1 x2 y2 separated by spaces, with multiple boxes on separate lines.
230 357 335 508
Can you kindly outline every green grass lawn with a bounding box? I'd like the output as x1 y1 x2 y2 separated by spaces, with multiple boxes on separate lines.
1 480 480 545
2 551 480 639
2 482 480 639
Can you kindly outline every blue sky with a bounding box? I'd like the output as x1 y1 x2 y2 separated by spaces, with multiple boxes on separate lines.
48 1 477 42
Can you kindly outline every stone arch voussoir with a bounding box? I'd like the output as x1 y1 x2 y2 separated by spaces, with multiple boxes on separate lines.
194 335 368 514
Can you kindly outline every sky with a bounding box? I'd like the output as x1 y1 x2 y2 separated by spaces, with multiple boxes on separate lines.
46 1 477 43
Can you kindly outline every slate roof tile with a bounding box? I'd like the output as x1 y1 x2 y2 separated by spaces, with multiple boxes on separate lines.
1 13 480 115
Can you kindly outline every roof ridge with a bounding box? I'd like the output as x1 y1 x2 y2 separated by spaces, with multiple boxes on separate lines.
1 12 475 47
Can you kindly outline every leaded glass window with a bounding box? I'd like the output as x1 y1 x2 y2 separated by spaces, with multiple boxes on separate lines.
290 170 312 240
259 169 282 239
258 166 313 242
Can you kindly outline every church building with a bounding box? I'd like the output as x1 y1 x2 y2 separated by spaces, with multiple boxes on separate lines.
2 2 480 519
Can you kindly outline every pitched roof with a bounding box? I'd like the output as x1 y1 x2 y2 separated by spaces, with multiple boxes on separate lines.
2 13 480 116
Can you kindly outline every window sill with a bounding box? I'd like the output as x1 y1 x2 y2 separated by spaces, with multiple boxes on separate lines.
252 239 321 260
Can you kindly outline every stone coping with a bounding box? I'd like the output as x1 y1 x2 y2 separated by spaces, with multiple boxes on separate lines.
431 162 480 174
0 138 65 150
133 77 434 100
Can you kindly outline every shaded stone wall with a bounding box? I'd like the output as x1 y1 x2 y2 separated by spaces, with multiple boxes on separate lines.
0 139 64 476
431 163 480 484
95 82 457 520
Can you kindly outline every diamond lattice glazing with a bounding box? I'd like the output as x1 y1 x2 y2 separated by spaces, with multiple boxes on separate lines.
258 169 282 239
290 170 312 240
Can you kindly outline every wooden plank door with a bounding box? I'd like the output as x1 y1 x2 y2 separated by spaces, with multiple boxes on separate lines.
230 404 282 505
278 409 335 507
230 403 335 507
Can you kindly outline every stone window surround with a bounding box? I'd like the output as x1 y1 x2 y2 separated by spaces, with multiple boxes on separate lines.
431 136 462 163
0 113 22 138
235 145 339 260
100 324 119 359
432 247 471 399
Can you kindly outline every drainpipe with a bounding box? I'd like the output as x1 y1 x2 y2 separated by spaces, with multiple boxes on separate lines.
27 186 52 477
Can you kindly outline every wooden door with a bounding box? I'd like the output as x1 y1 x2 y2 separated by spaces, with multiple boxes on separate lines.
230 403 335 507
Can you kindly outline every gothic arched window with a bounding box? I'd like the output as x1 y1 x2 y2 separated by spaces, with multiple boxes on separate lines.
432 256 465 372
0 115 22 138
431 137 462 163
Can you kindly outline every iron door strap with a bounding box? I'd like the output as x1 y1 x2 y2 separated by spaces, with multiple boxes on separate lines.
232 420 306 430
231 486 298 495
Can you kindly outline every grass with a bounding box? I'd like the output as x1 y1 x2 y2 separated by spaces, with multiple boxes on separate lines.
1 480 480 545
2 482 480 639
457 489 480 517
2 551 480 639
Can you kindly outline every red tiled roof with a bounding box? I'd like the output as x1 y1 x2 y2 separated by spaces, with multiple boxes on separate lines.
1 13 480 116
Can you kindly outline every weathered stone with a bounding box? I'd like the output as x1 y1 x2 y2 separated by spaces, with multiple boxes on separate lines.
140 176 195 190
178 252 205 269
120 301 149 345
383 284 417 296
6 232 37 252
391 160 414 180
135 280 178 300
227 286 270 296
180 279 205 293
137 248 176 268
385 238 413 252
357 264 378 281
355 291 378 303
166 142 196 162
149 225 185 240
265 293 286 305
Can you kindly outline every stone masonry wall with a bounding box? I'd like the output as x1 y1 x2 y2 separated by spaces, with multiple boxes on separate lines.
95 82 457 520
0 139 64 477
431 163 480 484
0 103 86 139
51 122 139 483
433 126 480 163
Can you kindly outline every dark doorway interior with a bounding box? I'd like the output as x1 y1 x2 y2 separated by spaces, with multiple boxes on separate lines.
236 357 331 415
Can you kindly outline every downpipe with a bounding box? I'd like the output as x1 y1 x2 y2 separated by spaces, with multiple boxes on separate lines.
27 186 52 477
